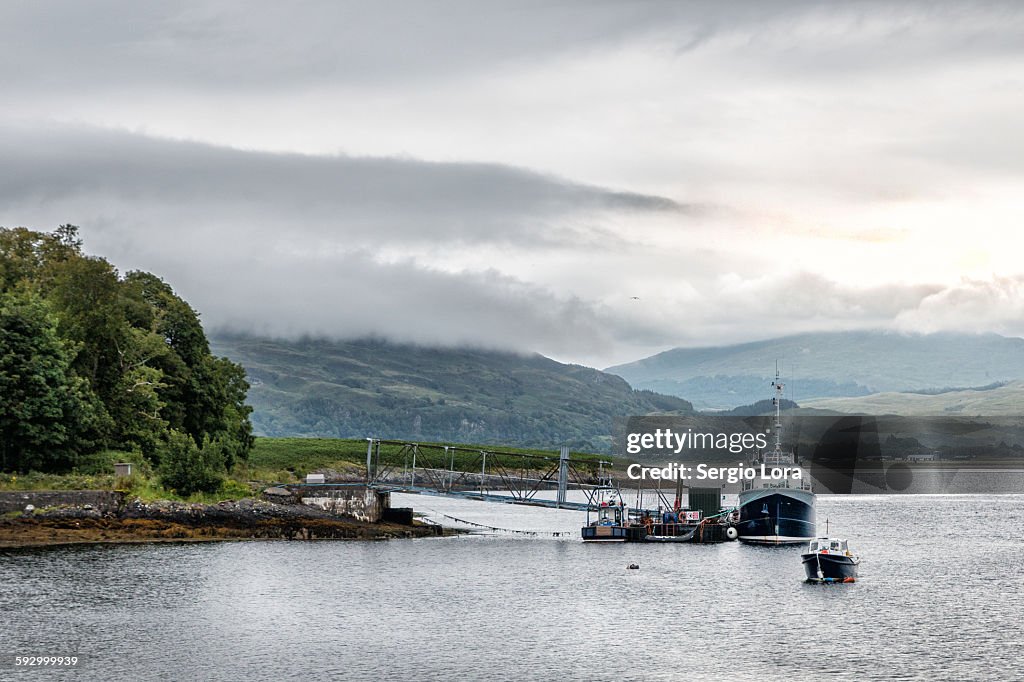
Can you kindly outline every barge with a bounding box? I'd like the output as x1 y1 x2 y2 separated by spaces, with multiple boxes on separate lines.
581 489 736 544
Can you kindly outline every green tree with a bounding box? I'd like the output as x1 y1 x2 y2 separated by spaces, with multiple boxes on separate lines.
0 225 82 294
122 270 252 461
48 254 128 400
105 327 170 458
0 225 255 485
0 291 99 472
199 357 254 470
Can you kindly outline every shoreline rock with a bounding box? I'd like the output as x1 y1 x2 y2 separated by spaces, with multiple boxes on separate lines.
0 496 447 548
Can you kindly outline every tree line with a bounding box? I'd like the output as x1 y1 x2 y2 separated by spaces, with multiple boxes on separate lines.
0 225 253 494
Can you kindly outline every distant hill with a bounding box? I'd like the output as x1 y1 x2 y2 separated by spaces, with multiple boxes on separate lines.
210 336 693 453
716 398 799 416
799 380 1024 416
606 331 1024 409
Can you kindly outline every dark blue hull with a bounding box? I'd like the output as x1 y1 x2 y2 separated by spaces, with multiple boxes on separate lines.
736 488 816 545
802 553 859 582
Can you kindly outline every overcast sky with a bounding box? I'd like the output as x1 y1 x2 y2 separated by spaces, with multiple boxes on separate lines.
2 1 1023 367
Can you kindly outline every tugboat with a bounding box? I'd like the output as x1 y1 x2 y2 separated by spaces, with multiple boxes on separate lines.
802 538 860 583
735 367 816 545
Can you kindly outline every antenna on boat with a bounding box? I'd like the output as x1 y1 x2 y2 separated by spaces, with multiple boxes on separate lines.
771 360 783 454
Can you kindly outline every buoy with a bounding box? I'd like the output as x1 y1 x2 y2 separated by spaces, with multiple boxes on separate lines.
726 526 738 540
627 563 640 570
24 504 34 513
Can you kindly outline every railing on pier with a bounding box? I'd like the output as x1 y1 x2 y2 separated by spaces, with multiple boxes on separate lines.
363 438 613 510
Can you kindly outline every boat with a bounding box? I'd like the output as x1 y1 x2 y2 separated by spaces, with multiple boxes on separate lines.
735 367 816 545
581 489 725 543
802 538 860 583
581 493 646 542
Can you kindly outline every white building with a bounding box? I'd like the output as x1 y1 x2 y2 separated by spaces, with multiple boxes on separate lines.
908 452 938 462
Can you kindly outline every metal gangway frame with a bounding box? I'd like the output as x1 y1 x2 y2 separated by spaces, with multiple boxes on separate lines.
364 438 613 511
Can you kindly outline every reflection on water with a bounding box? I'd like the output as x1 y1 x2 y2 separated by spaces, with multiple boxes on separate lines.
3 495 1023 681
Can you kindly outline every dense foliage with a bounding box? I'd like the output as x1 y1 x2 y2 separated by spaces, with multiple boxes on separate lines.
0 226 253 491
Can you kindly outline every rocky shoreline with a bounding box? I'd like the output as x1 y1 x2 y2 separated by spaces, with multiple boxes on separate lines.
0 497 447 548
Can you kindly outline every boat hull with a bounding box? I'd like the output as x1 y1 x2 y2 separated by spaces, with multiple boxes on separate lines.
802 552 860 583
643 527 698 543
581 525 646 542
736 488 816 545
581 523 728 543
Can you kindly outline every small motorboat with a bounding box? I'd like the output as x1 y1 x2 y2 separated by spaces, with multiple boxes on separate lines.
802 538 860 583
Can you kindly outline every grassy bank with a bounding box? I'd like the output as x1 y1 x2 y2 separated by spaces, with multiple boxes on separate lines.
0 437 617 501
0 446 249 503
249 437 611 476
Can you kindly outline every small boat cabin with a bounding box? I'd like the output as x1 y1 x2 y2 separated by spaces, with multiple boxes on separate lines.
596 502 624 526
808 538 852 555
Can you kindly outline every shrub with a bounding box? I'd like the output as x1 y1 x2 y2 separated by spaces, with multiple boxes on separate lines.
157 430 224 496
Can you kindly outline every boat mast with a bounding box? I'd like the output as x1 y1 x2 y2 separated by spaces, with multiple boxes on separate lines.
771 361 783 455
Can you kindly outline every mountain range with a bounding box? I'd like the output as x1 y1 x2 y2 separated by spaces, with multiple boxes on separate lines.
210 330 1024 450
209 335 692 452
606 331 1024 409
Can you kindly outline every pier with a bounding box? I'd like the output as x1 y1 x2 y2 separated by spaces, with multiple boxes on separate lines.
275 439 739 543
362 438 612 511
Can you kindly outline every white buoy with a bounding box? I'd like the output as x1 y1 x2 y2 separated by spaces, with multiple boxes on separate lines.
24 504 35 513
726 526 738 540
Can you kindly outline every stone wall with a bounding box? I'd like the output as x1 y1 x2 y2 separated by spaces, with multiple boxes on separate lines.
0 490 125 514
295 486 389 523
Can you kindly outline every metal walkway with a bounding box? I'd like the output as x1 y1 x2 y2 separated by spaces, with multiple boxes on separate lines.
363 438 612 510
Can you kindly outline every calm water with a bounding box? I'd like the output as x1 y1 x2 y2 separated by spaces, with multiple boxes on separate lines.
3 494 1024 681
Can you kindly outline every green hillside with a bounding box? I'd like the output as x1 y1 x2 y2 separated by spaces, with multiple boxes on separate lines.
800 380 1024 416
210 336 693 452
606 331 1024 409
247 437 615 482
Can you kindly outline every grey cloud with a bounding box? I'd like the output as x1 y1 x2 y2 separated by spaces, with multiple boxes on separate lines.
887 106 1024 176
0 124 683 363
0 1 683 92
0 125 681 248
894 276 1024 336
3 1 1022 365
605 273 952 355
176 252 622 358
723 273 944 320
3 1 1021 95
176 259 1022 366
80 238 966 366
